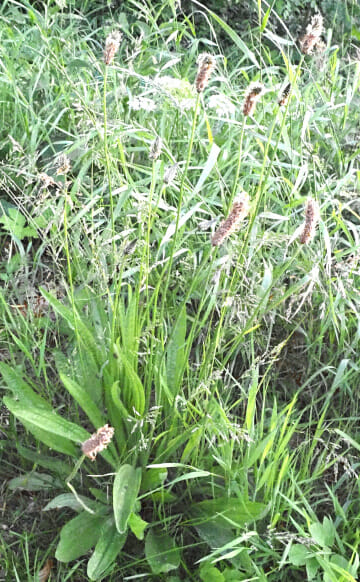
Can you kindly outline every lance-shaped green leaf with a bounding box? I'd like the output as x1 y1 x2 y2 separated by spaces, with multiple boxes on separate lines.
60 373 105 429
113 464 142 534
3 397 89 443
166 306 186 399
87 517 127 580
56 511 107 562
0 362 51 409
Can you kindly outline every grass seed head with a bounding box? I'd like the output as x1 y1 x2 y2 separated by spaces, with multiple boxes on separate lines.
81 424 115 461
299 198 320 244
243 82 264 116
56 153 70 175
104 30 122 65
278 82 291 106
211 192 250 247
300 13 323 55
195 53 216 93
38 172 56 188
164 162 179 185
149 136 163 160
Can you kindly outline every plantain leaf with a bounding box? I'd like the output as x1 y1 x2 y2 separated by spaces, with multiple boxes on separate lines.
40 288 106 405
18 445 72 477
4 397 89 443
114 345 145 415
0 362 51 409
44 493 101 512
166 307 186 399
60 373 105 428
113 464 142 534
145 529 180 574
8 472 62 491
87 517 127 580
190 497 267 529
56 511 107 562
21 420 78 456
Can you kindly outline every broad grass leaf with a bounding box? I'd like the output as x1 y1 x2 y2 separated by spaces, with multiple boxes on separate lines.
87 517 127 581
193 143 220 195
166 306 186 399
55 511 107 562
145 530 180 574
325 554 358 581
4 397 89 443
190 497 267 528
155 427 200 461
181 427 202 464
245 366 259 433
21 421 78 456
113 464 142 534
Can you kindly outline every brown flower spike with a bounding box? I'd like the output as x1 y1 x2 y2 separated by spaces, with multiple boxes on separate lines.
195 53 216 93
299 198 319 244
104 31 122 65
278 83 291 107
299 14 323 55
212 192 250 247
149 136 163 161
243 82 265 116
81 424 114 461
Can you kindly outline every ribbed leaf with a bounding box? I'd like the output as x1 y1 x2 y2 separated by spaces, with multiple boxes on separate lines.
21 421 78 456
18 445 71 476
4 397 89 443
0 362 51 409
56 511 107 562
114 345 145 415
8 472 61 491
44 493 100 513
87 517 127 580
113 464 142 534
166 307 186 399
60 373 105 428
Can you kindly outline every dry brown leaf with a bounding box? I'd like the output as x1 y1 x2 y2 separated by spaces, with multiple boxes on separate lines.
38 559 54 582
